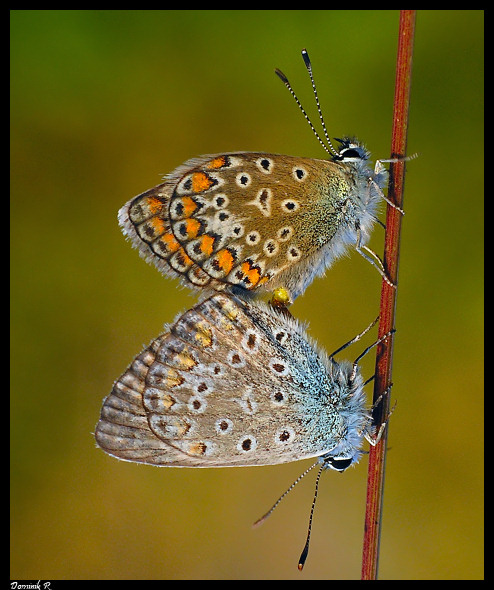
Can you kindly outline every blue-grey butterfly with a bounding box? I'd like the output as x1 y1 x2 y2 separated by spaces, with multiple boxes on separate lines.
95 293 391 568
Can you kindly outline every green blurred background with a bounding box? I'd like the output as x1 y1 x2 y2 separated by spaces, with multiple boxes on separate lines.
11 10 483 580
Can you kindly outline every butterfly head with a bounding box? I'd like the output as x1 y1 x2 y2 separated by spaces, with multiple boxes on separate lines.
332 137 370 163
320 358 372 472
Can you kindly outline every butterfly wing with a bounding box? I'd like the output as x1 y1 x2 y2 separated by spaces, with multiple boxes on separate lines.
95 293 344 467
118 170 219 291
119 153 357 299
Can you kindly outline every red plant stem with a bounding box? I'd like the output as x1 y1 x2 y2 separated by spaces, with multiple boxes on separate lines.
361 10 416 580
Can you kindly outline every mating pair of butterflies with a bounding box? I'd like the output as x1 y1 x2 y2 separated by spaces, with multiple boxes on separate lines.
95 49 399 569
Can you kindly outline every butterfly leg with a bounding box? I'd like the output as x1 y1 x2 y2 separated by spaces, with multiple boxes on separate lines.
365 383 397 446
350 329 395 382
355 228 396 288
372 159 406 215
329 316 379 360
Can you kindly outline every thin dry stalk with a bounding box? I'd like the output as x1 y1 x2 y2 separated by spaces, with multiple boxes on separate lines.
361 9 417 580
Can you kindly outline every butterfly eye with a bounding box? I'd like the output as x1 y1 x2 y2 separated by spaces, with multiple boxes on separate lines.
332 138 368 162
325 456 353 472
339 148 366 161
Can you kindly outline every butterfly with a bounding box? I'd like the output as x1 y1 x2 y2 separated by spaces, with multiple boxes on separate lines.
117 50 405 304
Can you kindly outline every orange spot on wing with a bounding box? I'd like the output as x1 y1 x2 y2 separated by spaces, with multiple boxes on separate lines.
207 156 227 170
184 218 202 238
160 232 181 253
192 172 214 193
150 217 165 233
179 248 193 267
181 196 198 217
176 348 197 370
146 197 164 214
216 249 235 274
241 262 261 286
188 442 207 456
164 368 184 388
199 234 215 256
194 322 213 347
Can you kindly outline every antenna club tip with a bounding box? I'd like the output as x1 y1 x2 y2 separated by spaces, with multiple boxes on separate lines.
301 49 311 69
274 68 289 84
298 563 304 571
252 517 265 529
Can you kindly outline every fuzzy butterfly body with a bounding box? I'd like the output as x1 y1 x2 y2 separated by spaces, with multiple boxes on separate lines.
119 142 387 301
95 293 371 469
